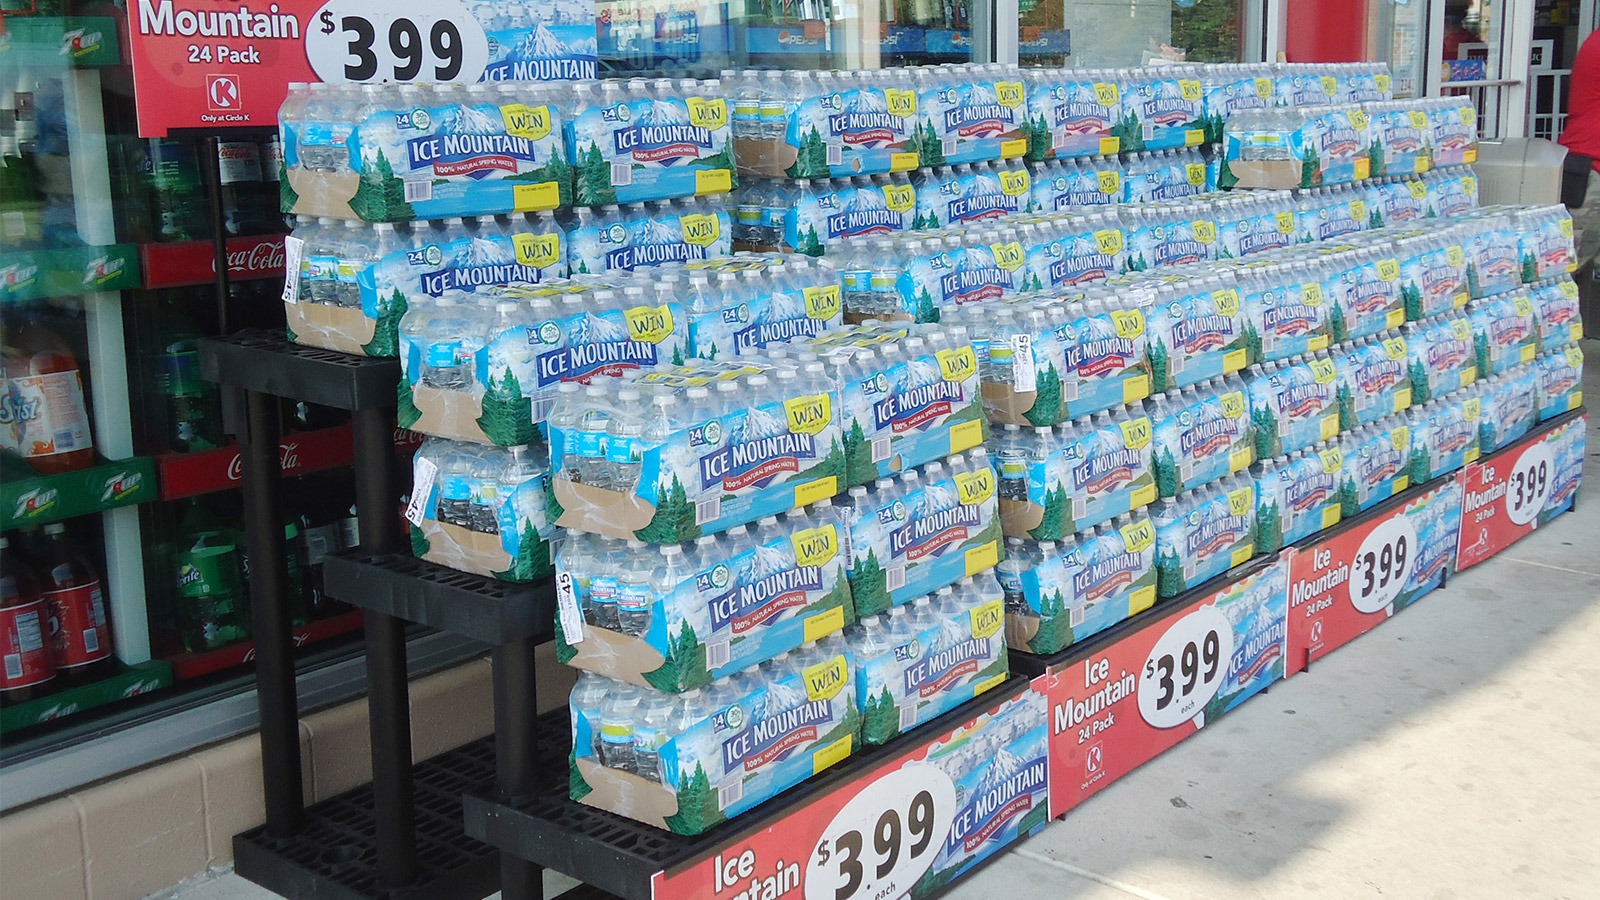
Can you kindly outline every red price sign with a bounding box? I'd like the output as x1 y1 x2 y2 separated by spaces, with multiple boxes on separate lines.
1455 416 1584 571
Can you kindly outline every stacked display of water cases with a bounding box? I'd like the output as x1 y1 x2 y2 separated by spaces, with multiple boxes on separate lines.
280 80 577 356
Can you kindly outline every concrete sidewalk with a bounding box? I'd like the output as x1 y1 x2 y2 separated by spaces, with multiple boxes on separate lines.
155 355 1600 900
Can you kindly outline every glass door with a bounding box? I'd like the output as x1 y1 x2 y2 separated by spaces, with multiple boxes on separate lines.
1020 0 1246 68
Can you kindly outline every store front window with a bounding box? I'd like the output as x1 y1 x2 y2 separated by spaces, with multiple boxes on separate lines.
1021 0 1244 68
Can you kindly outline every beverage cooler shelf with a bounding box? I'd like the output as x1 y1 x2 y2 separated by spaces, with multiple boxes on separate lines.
155 422 420 501
463 678 1037 900
0 454 159 530
0 243 142 304
0 660 173 734
322 554 556 645
234 735 502 900
138 234 288 290
165 610 365 682
199 330 400 412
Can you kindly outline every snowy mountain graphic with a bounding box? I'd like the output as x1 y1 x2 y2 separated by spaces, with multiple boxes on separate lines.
897 357 944 393
753 289 807 326
728 405 787 444
913 481 960 518
564 312 628 345
739 544 794 583
931 617 972 653
636 99 692 127
455 238 516 267
506 24 571 61
848 89 889 114
442 104 505 136
759 679 808 719
630 216 684 248
974 747 1025 796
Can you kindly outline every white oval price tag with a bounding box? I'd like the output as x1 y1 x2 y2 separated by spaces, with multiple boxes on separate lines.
1347 515 1418 615
1138 606 1234 730
804 763 956 900
1505 441 1555 527
307 0 489 85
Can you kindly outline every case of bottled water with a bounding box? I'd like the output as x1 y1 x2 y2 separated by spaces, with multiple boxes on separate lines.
1320 241 1405 342
847 227 1028 320
1152 475 1257 598
1404 393 1482 483
1422 167 1480 217
1477 366 1542 452
1334 334 1413 430
811 322 988 484
772 175 916 255
992 408 1157 542
996 513 1157 655
408 437 556 581
565 79 734 206
1234 256 1334 363
1527 276 1584 350
1021 211 1129 287
847 582 1009 744
1253 442 1345 553
1138 275 1249 390
279 81 571 222
1022 68 1125 161
1026 156 1124 213
545 356 844 543
1514 204 1578 281
1120 201 1223 269
1536 347 1585 421
1545 415 1587 516
916 64 1030 166
1203 558 1287 719
1120 69 1206 153
1293 185 1370 242
1222 105 1374 191
398 276 691 446
1424 96 1480 167
911 161 1032 229
555 500 853 690
565 196 733 274
1366 175 1432 226
1337 415 1414 514
678 253 843 361
1403 311 1477 404
839 453 1003 618
1394 477 1465 607
1454 206 1520 298
909 687 1050 891
1274 67 1344 109
729 68 922 179
285 213 567 357
1147 375 1255 499
1469 290 1539 376
1215 191 1298 258
1199 63 1278 144
1395 225 1471 321
1121 149 1210 204
1246 353 1342 459
1366 100 1435 178
472 0 598 82
567 641 859 835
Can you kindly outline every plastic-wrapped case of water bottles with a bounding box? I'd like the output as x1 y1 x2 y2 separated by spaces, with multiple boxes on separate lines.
1534 346 1585 420
998 513 1158 655
734 174 920 255
1334 334 1413 430
1338 415 1414 514
1147 375 1255 499
1253 442 1345 554
992 409 1157 542
849 580 1009 744
279 81 574 222
564 78 735 206
284 212 567 357
1477 365 1543 452
567 638 859 835
911 161 1035 229
1246 353 1343 459
555 500 853 690
565 196 734 274
1152 474 1257 598
1222 96 1476 190
840 452 1003 618
1469 290 1540 376
1406 392 1483 483
395 252 835 446
407 438 556 581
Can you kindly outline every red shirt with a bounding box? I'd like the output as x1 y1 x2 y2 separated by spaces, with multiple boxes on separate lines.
1561 30 1600 170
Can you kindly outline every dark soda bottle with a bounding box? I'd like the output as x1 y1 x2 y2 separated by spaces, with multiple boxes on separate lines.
154 296 225 452
144 137 206 243
35 523 115 685
0 535 57 705
173 500 250 651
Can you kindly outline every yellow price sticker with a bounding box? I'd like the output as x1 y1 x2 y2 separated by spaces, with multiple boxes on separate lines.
795 476 840 508
1561 218 1575 238
1320 414 1340 441
513 181 561 212
695 169 732 195
965 541 1000 578
1099 136 1122 156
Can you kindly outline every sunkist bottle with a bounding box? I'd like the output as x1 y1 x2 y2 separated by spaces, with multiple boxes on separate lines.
34 523 114 685
0 535 56 705
2 309 96 474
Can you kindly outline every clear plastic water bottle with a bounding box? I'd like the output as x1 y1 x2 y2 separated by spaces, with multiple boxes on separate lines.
607 388 648 491
307 217 343 305
577 385 614 488
615 540 655 637
570 671 611 758
598 685 642 772
468 447 501 534
908 594 939 632
631 689 674 783
588 538 624 631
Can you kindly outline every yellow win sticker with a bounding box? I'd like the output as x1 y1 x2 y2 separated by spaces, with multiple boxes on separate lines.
1322 76 1339 96
969 600 1004 640
1408 110 1429 130
1227 488 1254 518
512 233 561 269
1561 218 1575 238
1097 170 1122 195
1350 200 1368 223
1409 180 1430 200
991 241 1025 272
1376 258 1400 281
1220 390 1246 419
885 88 918 118
784 392 834 436
1309 358 1337 384
1463 397 1481 421
955 467 996 506
883 184 916 213
501 104 553 140
802 654 848 702
1450 318 1472 341
1255 77 1274 100
1447 245 1466 266
623 305 675 343
1347 109 1369 130
680 214 721 247
999 169 1030 196
1110 308 1145 339
1120 518 1156 554
1119 416 1152 450
1186 163 1208 187
1391 426 1410 452
1094 82 1120 107
1277 212 1297 235
1562 281 1581 299
686 96 728 129
1211 287 1240 316
1192 220 1218 245
1513 295 1534 316
1566 346 1585 367
803 285 842 319
1319 446 1343 474
792 524 840 568
1180 79 1203 101
1095 229 1124 255
996 81 1025 108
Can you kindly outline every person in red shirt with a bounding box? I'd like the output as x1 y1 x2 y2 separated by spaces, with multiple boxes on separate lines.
1560 28 1600 266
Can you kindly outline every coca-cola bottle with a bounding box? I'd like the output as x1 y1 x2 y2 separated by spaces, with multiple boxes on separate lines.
2 309 96 474
217 138 278 236
0 534 56 705
35 523 114 685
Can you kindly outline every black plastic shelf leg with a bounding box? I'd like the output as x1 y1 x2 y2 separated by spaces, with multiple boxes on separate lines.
494 637 543 900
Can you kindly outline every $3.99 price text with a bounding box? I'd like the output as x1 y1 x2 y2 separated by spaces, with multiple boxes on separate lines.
815 791 938 900
802 766 957 900
1137 606 1234 730
304 0 491 85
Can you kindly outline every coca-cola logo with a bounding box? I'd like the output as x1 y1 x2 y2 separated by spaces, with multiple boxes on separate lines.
394 428 424 448
226 441 302 481
221 239 286 277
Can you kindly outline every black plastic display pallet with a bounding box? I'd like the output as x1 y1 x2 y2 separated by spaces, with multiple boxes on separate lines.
234 736 501 900
199 329 400 411
462 677 1037 900
322 553 556 645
